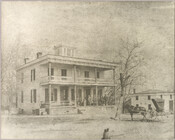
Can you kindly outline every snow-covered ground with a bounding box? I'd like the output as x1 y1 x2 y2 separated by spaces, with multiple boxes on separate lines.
1 113 174 140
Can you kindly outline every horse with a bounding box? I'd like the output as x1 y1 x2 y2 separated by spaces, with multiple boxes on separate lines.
124 104 147 121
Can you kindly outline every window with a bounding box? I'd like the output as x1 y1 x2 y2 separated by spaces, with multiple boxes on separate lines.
97 72 100 79
148 95 151 100
136 104 139 107
148 104 151 110
160 95 163 99
31 89 37 103
85 71 89 78
64 47 67 56
31 90 33 103
21 91 23 103
21 73 24 83
136 96 139 100
61 69 67 76
31 69 35 81
33 89 37 103
71 89 75 100
45 89 49 103
170 95 172 99
77 69 81 77
48 68 54 76
51 89 57 102
67 48 71 56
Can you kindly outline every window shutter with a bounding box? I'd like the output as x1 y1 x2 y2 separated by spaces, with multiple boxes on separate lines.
34 69 35 80
31 90 33 103
33 89 37 103
31 70 32 81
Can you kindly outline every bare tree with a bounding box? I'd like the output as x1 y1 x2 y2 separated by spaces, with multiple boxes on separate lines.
113 37 146 118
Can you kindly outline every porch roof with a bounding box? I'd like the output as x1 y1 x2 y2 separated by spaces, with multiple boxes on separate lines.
17 54 119 71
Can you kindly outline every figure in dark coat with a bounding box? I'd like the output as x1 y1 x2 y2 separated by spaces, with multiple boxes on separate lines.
102 128 111 140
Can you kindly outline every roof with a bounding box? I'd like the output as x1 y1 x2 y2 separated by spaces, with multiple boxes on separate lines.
17 54 119 71
133 89 174 95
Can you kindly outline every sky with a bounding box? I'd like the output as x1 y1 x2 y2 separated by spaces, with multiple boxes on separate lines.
1 1 174 92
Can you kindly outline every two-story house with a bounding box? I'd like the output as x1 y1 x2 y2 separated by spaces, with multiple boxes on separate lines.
16 46 117 115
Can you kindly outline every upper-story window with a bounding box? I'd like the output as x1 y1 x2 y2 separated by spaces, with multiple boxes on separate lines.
21 91 23 103
31 69 35 81
136 96 139 100
67 48 71 56
61 69 67 76
77 69 81 77
148 95 151 100
160 95 163 99
170 94 172 99
21 73 24 83
85 71 89 78
48 68 54 76
97 72 100 78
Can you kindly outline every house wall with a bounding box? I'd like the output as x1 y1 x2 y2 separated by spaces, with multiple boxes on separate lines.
17 63 44 114
131 93 174 112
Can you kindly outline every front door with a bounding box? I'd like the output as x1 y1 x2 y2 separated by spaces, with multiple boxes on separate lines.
169 100 173 112
60 87 69 105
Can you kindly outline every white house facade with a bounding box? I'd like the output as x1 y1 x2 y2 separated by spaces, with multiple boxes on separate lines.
16 46 117 115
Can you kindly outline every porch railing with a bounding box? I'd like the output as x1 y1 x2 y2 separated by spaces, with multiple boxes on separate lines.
40 76 114 85
77 77 95 84
97 78 113 84
40 76 73 83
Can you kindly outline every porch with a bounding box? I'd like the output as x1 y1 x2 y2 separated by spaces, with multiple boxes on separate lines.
41 85 115 114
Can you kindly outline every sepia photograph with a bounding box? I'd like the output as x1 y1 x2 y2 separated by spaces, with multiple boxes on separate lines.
1 1 174 140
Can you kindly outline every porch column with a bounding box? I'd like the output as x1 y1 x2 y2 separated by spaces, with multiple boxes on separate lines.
49 84 52 114
48 62 52 114
82 88 85 106
96 86 98 106
74 65 77 107
68 87 71 105
74 85 77 107
113 69 116 105
74 65 77 82
49 62 52 81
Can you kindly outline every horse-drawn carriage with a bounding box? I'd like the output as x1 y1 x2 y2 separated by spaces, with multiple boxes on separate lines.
124 98 166 121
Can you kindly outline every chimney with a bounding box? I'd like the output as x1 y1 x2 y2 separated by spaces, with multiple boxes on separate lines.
37 52 42 58
24 58 29 64
133 89 136 94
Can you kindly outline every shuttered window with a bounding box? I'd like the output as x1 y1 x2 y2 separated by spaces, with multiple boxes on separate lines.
61 69 67 76
85 71 89 78
31 69 36 81
31 89 37 103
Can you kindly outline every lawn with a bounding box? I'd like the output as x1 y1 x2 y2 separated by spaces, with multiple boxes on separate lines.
1 113 174 140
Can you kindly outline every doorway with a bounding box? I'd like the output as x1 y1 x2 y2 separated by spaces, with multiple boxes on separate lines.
169 100 173 112
85 88 91 106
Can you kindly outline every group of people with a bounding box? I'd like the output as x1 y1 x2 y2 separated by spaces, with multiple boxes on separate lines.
76 94 111 106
